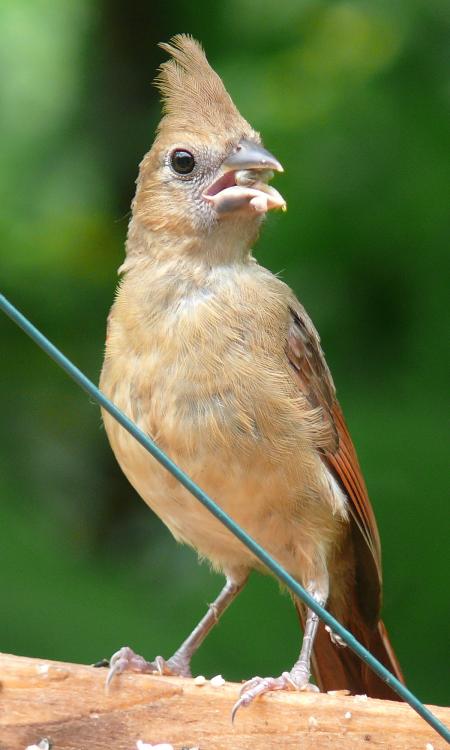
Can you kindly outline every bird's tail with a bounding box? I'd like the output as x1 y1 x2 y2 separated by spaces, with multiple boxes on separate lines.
296 604 404 700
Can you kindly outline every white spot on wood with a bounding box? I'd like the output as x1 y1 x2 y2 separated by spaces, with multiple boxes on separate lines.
210 674 225 687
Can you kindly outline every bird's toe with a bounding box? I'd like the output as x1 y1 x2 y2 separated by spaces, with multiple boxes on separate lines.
105 646 157 687
232 674 292 721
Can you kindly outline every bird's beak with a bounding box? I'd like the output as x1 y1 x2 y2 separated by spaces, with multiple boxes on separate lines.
222 140 284 173
203 140 286 216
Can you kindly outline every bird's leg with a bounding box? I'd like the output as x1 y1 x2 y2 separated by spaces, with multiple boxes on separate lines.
160 575 247 676
106 575 247 686
232 582 327 720
288 602 322 684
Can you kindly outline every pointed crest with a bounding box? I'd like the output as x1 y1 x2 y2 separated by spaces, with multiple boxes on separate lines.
155 34 253 137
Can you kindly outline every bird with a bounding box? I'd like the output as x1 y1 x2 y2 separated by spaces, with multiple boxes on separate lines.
100 34 404 715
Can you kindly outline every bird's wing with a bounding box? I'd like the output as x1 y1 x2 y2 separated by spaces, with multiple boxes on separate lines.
286 303 382 613
286 303 406 697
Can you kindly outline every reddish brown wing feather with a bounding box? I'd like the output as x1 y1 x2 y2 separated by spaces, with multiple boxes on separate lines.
286 304 381 582
286 304 405 696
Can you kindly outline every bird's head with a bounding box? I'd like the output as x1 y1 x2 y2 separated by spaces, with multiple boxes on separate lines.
130 35 285 260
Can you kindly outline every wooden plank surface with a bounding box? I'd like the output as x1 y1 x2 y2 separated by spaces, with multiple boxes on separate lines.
0 652 448 749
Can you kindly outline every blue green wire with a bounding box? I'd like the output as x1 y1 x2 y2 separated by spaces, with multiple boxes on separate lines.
1 292 448 743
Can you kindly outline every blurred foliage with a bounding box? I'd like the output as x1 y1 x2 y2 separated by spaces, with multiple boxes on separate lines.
0 0 448 706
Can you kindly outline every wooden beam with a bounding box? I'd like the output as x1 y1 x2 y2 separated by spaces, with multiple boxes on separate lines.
0 652 448 749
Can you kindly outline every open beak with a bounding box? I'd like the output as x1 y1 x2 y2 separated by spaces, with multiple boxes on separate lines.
203 140 286 215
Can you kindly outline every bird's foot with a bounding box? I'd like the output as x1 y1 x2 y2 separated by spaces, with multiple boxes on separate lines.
325 625 347 647
231 669 319 721
104 646 191 687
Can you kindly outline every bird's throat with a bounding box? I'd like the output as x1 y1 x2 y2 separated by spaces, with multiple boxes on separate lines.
123 214 260 271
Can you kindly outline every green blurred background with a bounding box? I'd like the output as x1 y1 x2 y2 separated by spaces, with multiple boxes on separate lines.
1 0 448 706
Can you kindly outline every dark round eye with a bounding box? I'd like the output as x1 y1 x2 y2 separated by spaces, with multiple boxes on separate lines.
170 149 195 175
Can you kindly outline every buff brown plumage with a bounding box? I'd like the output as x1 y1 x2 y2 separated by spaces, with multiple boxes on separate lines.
100 34 403 713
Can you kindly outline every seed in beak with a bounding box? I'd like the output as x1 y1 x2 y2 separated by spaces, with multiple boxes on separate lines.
235 169 274 187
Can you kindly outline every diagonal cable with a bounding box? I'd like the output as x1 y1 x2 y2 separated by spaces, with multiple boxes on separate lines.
0 292 448 743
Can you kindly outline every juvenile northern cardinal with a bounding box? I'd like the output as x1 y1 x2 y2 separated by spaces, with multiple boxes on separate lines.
100 34 403 713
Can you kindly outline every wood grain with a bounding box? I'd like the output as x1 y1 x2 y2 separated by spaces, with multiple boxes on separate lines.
0 653 448 749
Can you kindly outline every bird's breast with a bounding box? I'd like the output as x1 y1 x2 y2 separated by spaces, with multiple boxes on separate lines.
100 263 346 574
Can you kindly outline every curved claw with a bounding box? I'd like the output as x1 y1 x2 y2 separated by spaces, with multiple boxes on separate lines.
153 655 173 675
238 675 263 697
231 672 320 721
232 675 290 722
325 625 347 647
106 646 156 688
231 695 246 723
105 646 191 689
232 690 259 723
106 652 126 688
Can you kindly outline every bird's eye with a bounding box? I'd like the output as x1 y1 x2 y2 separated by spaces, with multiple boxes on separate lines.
170 149 195 175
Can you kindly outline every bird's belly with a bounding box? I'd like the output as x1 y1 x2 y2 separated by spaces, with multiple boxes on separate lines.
101 359 344 581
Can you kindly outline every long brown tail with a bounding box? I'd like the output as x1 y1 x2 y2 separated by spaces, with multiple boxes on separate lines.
296 605 404 700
